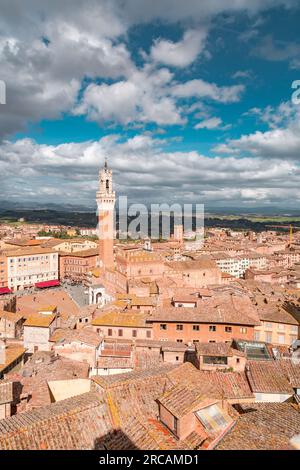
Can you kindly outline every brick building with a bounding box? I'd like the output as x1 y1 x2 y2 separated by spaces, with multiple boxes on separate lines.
59 249 99 282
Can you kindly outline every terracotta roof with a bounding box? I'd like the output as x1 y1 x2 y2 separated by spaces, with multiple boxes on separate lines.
158 385 217 418
246 360 294 394
258 306 299 325
0 310 24 322
130 297 156 307
92 311 148 328
97 356 133 369
166 256 218 271
24 314 56 328
91 364 178 389
200 371 254 401
148 300 259 326
37 305 57 314
277 359 300 388
195 342 245 358
0 345 26 373
50 327 102 346
217 402 300 450
4 246 56 257
134 339 189 350
6 352 90 411
172 295 197 303
0 392 113 450
59 248 98 257
0 381 13 404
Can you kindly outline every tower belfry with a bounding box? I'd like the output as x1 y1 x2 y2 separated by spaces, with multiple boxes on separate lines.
96 158 116 268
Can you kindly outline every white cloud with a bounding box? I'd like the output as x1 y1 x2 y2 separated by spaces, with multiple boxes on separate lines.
214 101 300 159
171 79 244 103
150 29 208 67
74 66 185 126
1 0 294 137
232 70 252 79
1 134 300 209
194 117 223 129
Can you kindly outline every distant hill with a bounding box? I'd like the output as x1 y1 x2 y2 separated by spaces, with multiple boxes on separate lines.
0 200 94 213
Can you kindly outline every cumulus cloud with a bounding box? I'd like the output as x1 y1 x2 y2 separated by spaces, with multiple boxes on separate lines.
74 66 185 126
0 0 295 137
150 29 208 67
171 79 244 103
1 134 300 209
214 101 300 159
0 15 134 137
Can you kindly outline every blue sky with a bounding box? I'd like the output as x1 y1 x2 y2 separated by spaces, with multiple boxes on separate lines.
1 0 300 210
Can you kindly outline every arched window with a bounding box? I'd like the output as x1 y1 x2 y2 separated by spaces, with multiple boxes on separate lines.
106 179 109 190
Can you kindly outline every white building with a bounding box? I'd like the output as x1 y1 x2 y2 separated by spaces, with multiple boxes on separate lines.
5 247 59 291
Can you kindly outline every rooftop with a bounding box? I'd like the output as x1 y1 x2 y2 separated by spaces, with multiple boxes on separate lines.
217 402 300 450
92 311 148 328
195 342 245 358
24 314 56 328
246 360 294 394
0 345 26 374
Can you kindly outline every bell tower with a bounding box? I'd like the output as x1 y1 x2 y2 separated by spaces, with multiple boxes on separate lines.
96 158 116 268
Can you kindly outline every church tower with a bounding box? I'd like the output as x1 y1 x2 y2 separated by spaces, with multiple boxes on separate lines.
96 158 116 268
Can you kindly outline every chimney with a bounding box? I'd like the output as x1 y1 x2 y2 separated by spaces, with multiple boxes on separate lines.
0 339 6 364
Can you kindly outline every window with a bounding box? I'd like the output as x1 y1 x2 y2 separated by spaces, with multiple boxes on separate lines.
193 325 200 331
278 323 285 331
225 327 232 333
132 329 137 338
254 331 260 341
146 330 151 338
193 340 199 343
209 325 216 332
265 332 272 343
118 329 123 337
176 324 183 331
177 339 183 343
196 404 231 432
203 356 228 365
240 327 247 334
236 358 240 364
160 324 167 330
108 328 112 336
176 356 179 361
265 322 273 330
277 333 285 345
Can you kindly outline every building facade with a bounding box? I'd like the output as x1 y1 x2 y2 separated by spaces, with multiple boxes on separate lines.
5 247 59 291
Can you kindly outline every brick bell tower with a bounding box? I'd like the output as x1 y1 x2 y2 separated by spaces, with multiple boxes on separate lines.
96 158 116 269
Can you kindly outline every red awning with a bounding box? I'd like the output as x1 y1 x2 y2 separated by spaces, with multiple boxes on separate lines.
35 280 60 289
0 287 12 295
